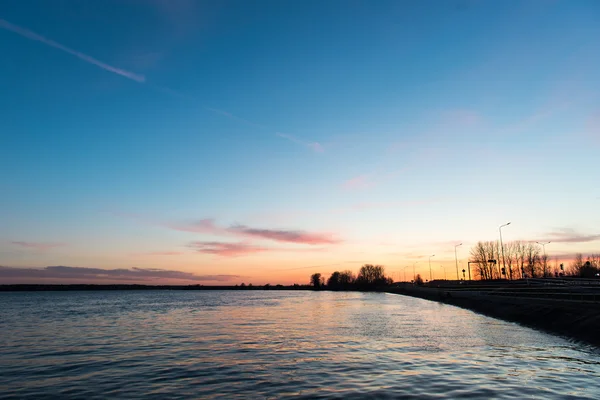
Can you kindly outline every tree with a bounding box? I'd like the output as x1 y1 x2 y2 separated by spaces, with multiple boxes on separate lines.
569 253 584 277
339 270 355 287
503 241 517 280
310 273 323 289
327 271 341 289
414 274 424 285
469 241 499 280
524 242 540 278
355 264 388 288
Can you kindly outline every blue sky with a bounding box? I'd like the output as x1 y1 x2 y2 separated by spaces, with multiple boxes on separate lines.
1 0 599 284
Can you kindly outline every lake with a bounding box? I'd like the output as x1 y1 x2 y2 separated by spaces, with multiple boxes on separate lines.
0 290 598 399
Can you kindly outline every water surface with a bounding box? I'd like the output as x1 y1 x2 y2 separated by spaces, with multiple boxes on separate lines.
1 291 598 399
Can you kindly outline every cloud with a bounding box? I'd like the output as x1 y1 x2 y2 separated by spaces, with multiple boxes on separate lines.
228 224 340 245
11 241 65 251
0 265 239 282
276 133 324 153
341 168 409 191
441 109 482 127
0 18 145 82
206 107 265 129
342 174 374 190
189 241 268 257
168 218 341 245
543 228 600 244
138 251 185 256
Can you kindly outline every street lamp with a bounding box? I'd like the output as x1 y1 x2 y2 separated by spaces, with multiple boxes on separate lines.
536 241 551 277
499 222 511 280
440 265 446 280
429 254 435 282
413 261 419 282
403 266 410 282
454 243 462 280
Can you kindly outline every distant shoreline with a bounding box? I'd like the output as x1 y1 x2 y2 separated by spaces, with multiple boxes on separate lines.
0 284 312 291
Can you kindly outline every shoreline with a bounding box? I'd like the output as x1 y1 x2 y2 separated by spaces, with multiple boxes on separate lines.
385 285 600 348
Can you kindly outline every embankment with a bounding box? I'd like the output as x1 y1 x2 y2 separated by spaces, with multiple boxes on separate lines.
385 286 600 347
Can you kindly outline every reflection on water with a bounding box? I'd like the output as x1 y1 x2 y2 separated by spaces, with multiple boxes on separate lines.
0 291 598 399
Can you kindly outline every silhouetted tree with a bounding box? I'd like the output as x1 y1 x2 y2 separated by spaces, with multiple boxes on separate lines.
327 271 341 289
339 270 355 287
355 264 389 289
470 241 499 280
415 274 424 285
310 273 323 289
524 243 540 278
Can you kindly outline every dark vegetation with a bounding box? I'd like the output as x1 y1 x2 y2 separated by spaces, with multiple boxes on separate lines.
311 264 393 291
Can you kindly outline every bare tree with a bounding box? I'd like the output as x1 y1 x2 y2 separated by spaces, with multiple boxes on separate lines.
569 253 584 276
524 242 540 278
514 241 527 278
503 241 516 280
469 241 499 280
540 253 549 278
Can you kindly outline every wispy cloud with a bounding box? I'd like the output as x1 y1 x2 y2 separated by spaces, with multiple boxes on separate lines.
543 228 600 244
206 107 266 128
228 224 339 245
342 174 374 190
341 168 409 191
168 218 341 245
11 241 65 251
276 133 324 153
135 251 185 256
441 109 482 127
0 18 145 83
281 261 365 271
188 241 268 257
0 265 239 282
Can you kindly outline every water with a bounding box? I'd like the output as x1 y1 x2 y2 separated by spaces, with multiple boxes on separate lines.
0 291 598 399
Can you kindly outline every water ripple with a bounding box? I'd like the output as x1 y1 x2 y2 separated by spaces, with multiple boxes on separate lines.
1 291 599 399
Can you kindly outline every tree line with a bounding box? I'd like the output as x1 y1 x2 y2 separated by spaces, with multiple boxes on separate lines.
310 264 394 290
469 240 600 279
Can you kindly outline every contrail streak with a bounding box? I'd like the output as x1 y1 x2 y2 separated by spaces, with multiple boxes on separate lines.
0 18 145 83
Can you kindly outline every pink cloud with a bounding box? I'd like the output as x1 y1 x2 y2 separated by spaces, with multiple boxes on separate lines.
308 142 324 153
342 174 374 190
11 241 65 251
168 219 341 245
189 241 269 257
0 265 239 283
543 228 600 244
277 133 324 153
229 225 340 245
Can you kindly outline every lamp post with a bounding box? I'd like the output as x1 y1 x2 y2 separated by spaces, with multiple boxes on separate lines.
440 265 446 280
499 222 511 280
454 243 462 281
429 254 435 282
536 241 550 277
403 266 410 282
413 261 419 282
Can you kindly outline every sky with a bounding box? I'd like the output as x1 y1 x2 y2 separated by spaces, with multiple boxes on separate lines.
1 0 599 285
